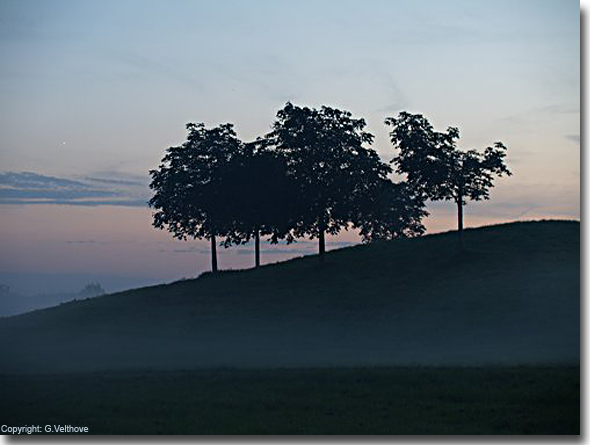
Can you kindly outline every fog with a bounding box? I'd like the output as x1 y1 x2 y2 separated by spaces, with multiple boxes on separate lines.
0 253 579 373
0 221 579 374
0 301 579 374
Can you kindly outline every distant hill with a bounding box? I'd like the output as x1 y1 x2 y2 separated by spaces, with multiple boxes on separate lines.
0 220 579 373
0 291 86 318
0 283 105 317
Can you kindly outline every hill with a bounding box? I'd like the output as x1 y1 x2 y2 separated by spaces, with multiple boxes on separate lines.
0 289 103 318
0 220 580 373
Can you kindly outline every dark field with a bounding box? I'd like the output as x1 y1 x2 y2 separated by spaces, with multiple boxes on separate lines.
0 221 580 373
0 366 580 435
0 221 580 435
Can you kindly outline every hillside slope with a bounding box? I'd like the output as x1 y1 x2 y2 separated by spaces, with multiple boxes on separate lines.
0 220 580 373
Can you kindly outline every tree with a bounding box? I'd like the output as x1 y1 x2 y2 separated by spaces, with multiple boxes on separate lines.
79 282 105 298
385 112 511 245
265 102 392 262
149 123 242 272
219 145 299 268
354 179 427 243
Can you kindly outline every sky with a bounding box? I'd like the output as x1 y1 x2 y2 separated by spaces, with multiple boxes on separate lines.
0 0 580 294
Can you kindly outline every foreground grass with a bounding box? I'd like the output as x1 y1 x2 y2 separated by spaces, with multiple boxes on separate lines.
0 366 579 435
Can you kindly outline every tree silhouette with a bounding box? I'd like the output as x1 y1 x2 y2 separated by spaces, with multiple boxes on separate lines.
79 282 105 297
220 145 299 268
385 112 511 246
354 179 427 243
149 123 242 272
265 102 391 262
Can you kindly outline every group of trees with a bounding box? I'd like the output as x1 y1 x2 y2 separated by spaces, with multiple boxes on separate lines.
149 103 510 272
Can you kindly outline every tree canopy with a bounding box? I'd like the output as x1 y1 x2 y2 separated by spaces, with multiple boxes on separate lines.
219 144 300 267
354 179 427 243
148 122 243 271
385 112 511 235
264 102 393 259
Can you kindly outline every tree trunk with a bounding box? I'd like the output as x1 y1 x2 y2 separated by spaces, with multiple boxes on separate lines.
318 228 326 262
210 234 218 273
457 193 464 252
457 199 463 232
254 229 260 268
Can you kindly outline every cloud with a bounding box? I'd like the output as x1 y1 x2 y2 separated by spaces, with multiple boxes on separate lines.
0 171 94 190
172 247 210 254
98 49 205 93
497 102 580 132
566 134 580 144
329 241 357 247
540 104 579 115
164 237 357 256
235 248 314 255
81 175 147 187
0 171 149 206
64 239 110 245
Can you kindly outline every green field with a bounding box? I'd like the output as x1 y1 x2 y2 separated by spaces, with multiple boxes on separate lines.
0 366 579 435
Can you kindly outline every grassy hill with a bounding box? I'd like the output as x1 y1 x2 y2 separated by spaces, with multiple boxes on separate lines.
0 220 580 373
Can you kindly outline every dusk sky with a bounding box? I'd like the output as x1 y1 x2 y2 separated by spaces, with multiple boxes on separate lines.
0 0 580 294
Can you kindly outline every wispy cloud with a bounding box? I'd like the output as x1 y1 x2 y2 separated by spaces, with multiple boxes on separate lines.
0 171 149 206
0 171 94 190
161 238 357 256
64 239 110 245
540 104 579 115
98 48 205 92
80 175 147 187
172 247 210 254
235 248 313 256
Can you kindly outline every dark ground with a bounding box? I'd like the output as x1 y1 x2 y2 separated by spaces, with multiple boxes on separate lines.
0 221 580 435
0 366 580 435
0 221 580 373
